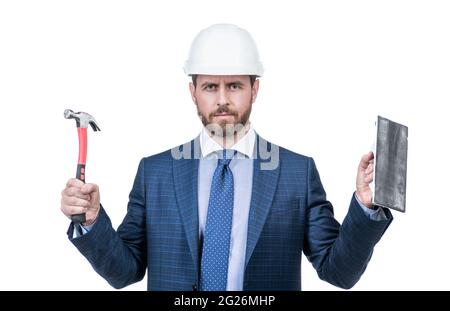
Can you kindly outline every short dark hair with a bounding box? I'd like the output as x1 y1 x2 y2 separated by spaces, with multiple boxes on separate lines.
191 75 257 88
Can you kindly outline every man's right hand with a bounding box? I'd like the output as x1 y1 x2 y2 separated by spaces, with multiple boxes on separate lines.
61 178 101 226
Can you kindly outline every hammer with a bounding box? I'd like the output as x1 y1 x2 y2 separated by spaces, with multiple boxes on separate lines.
64 109 101 224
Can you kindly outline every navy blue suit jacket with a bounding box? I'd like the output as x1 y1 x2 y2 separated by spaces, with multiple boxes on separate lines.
68 135 392 290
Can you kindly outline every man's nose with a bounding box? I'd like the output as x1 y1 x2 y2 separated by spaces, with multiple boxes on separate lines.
217 86 230 106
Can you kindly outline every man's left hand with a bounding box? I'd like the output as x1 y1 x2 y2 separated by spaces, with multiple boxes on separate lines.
356 151 374 208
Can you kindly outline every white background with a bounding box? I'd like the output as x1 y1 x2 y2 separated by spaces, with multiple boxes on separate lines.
0 0 449 290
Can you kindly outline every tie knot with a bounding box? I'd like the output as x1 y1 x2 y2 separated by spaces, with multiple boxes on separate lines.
218 149 235 166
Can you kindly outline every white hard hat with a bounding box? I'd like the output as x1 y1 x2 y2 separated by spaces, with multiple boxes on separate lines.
184 23 264 77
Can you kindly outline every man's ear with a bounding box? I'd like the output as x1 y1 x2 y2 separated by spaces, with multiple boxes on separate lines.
189 82 197 105
251 79 260 103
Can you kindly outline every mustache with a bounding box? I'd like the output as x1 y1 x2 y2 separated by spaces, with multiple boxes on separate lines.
210 105 237 117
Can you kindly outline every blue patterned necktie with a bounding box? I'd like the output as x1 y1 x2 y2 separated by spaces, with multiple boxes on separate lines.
200 149 235 291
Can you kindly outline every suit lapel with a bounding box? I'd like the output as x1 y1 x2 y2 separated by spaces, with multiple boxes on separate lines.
245 135 280 267
172 138 200 277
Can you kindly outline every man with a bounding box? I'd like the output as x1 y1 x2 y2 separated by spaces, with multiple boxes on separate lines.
61 23 392 291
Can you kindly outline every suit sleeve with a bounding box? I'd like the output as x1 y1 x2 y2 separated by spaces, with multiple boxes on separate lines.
303 157 393 289
67 158 148 289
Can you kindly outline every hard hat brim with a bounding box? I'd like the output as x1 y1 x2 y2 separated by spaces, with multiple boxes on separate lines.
184 62 264 77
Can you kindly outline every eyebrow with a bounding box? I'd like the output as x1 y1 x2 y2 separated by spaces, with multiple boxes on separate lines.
227 81 245 87
200 81 218 88
200 81 245 88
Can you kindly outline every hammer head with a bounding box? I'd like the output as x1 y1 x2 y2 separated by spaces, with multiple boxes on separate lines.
64 109 101 131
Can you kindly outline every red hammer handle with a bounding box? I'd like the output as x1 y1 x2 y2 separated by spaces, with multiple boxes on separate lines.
77 127 87 166
72 127 88 223
76 127 87 181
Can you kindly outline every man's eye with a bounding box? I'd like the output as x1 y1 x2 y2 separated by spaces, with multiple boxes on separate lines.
205 85 216 91
230 84 241 90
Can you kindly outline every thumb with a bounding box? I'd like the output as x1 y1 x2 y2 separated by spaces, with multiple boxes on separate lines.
359 151 374 170
81 183 99 195
363 151 374 162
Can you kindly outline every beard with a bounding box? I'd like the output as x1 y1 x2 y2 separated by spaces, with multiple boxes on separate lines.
198 103 252 138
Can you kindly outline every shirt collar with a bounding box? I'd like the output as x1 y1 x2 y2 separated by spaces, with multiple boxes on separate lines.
199 123 256 159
